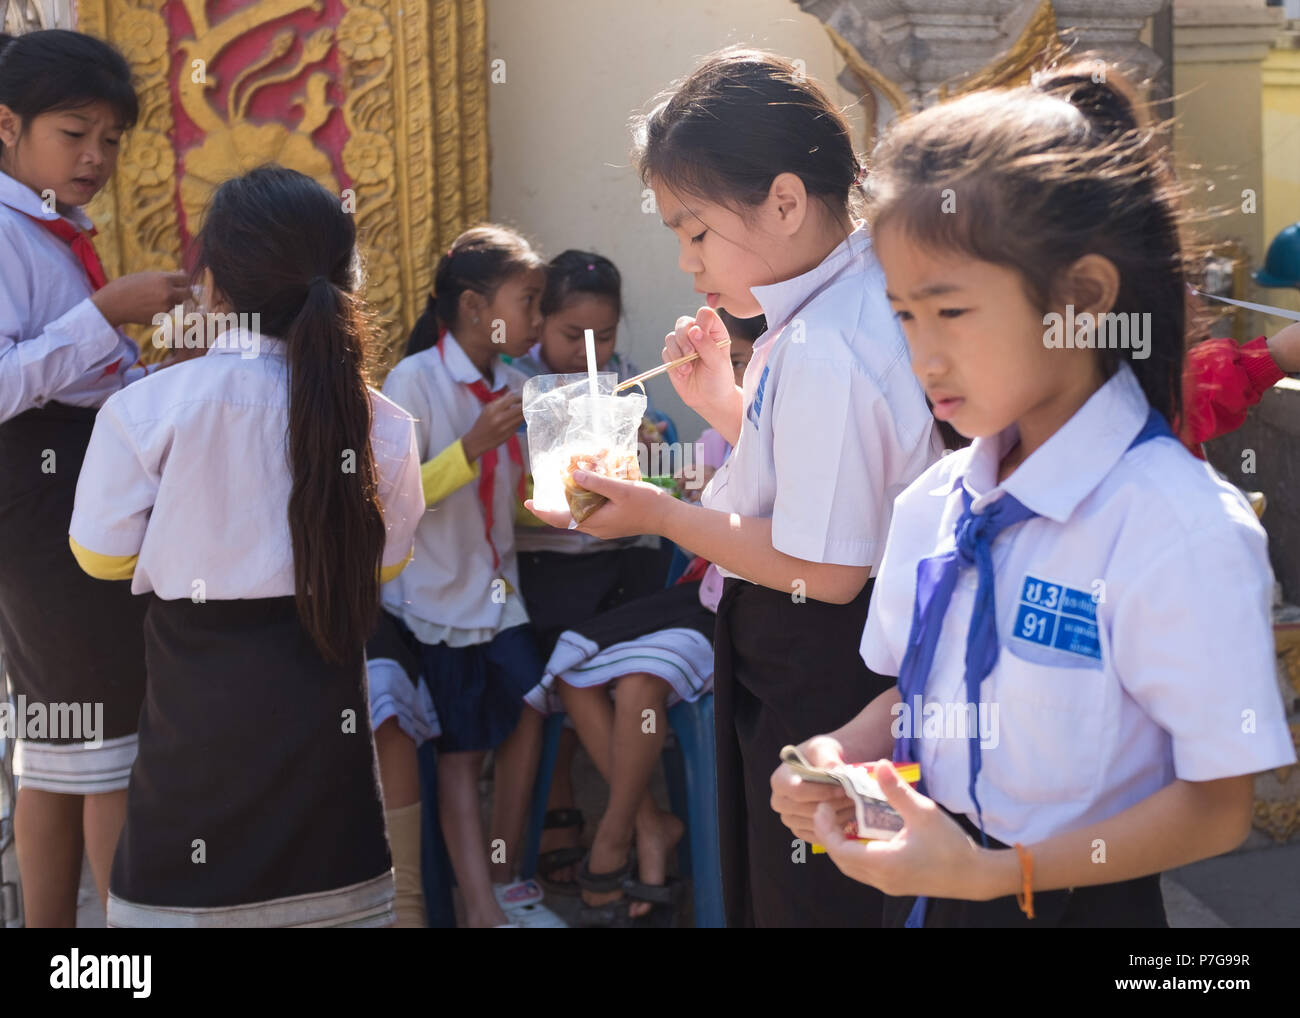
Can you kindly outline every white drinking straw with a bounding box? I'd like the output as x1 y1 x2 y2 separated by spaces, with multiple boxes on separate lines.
584 329 599 400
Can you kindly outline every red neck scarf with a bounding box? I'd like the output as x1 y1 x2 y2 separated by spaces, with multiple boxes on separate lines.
24 211 122 376
24 212 108 291
437 329 525 569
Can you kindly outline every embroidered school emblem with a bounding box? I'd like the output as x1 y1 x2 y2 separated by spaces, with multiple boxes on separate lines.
746 364 771 429
1011 574 1102 661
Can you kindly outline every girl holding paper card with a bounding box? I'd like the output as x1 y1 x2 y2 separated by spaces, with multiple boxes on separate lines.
774 63 1296 927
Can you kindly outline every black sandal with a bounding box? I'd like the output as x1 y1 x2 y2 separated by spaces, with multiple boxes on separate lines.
536 808 586 895
576 852 642 928
575 851 683 929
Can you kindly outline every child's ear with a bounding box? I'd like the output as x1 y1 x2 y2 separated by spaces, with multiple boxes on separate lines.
1062 254 1121 318
767 172 808 236
0 104 20 149
458 288 486 326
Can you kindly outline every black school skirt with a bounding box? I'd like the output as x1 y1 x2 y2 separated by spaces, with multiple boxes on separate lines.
107 596 393 927
0 402 147 794
714 577 895 927
518 545 668 659
881 809 1168 928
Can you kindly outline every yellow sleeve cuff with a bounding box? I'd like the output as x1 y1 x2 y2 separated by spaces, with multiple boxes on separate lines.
68 535 138 581
380 548 414 584
421 440 480 508
514 474 544 527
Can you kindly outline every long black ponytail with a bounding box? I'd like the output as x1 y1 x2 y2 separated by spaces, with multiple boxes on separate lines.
194 165 386 664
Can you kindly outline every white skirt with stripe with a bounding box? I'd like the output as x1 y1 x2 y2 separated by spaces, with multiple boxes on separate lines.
524 628 714 716
13 732 137 794
108 872 394 928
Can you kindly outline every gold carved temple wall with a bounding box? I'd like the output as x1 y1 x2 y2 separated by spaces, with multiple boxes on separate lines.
76 0 489 370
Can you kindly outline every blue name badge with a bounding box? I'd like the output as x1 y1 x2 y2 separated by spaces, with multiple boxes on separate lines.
1012 574 1102 661
745 364 771 430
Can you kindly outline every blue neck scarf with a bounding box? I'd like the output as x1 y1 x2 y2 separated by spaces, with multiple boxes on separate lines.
896 407 1172 928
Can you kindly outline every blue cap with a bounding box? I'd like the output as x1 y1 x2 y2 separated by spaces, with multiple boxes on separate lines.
1254 222 1300 288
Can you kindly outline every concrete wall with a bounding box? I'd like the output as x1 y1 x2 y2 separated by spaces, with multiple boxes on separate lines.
486 0 869 440
1261 30 1300 319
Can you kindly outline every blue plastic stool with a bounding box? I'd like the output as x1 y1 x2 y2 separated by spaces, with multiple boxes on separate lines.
520 694 725 928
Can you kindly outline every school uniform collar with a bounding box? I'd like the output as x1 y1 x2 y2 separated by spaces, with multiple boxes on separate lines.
0 168 95 232
203 327 284 358
748 221 870 344
954 362 1152 524
440 330 503 390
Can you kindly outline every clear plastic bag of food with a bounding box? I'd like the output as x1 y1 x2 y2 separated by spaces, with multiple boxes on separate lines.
522 373 647 525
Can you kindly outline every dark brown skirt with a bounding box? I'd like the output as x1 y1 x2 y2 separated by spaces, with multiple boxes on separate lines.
109 595 391 924
0 403 147 791
713 576 894 927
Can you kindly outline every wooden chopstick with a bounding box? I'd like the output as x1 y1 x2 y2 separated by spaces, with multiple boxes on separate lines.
613 338 730 392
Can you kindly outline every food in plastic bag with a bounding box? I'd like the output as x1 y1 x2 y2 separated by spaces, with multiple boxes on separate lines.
563 448 642 523
522 372 647 522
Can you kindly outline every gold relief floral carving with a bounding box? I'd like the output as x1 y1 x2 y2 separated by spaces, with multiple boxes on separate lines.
79 0 487 369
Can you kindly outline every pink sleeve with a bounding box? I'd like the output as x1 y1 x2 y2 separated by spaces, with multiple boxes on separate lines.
698 429 730 470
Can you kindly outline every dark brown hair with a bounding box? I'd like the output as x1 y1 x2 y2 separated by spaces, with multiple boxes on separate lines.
632 46 862 223
541 249 621 317
865 60 1187 426
194 165 385 664
0 29 138 164
429 224 544 333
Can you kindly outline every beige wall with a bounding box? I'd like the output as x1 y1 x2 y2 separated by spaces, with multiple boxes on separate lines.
486 0 869 439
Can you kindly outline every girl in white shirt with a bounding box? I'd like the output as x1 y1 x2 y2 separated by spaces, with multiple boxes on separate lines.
378 226 560 927
0 28 190 926
772 64 1297 927
527 47 942 926
70 165 423 927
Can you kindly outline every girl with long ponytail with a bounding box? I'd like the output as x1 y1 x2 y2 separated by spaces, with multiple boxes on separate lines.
69 165 424 927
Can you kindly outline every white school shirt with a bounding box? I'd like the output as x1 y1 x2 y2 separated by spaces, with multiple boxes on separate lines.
0 169 149 423
380 332 529 644
69 328 423 598
702 224 942 580
860 363 1297 847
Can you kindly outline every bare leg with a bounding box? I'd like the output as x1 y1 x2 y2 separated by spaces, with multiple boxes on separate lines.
488 706 542 884
14 787 83 927
537 728 582 883
559 675 681 918
82 788 126 917
437 750 506 927
374 719 425 927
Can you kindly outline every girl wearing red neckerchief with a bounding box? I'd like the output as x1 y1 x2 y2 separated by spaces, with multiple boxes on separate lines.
0 29 190 927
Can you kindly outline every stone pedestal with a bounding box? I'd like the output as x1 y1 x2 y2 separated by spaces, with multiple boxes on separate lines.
795 0 1166 107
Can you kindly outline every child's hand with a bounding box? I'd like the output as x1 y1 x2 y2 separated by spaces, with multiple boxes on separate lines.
663 306 735 416
462 393 524 462
92 270 192 327
525 469 673 538
769 735 855 845
1267 322 1300 375
813 760 993 900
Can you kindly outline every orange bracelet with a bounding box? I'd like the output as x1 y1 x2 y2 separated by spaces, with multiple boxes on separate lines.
1014 842 1034 920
